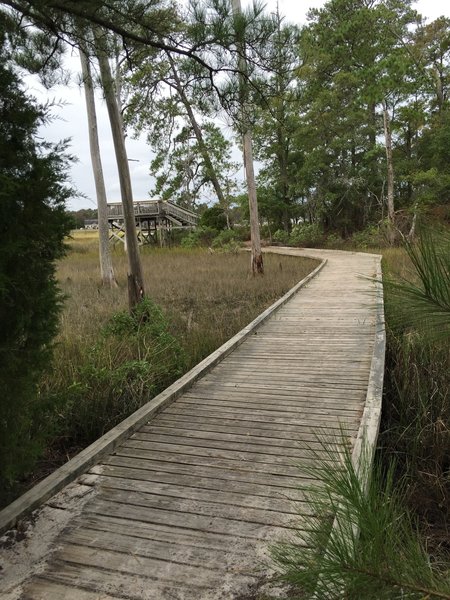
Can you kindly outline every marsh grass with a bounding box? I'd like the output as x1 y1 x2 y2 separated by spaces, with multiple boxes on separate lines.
31 233 318 473
57 232 318 368
381 238 450 554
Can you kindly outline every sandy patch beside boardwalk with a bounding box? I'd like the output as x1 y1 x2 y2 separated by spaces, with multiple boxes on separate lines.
0 477 98 600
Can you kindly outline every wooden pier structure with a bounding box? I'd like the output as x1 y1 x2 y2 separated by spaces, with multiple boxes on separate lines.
107 200 199 246
0 248 384 600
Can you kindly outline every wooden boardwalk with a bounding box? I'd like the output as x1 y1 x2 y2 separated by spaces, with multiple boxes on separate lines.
1 248 384 600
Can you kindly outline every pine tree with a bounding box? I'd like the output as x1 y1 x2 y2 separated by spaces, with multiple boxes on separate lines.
0 24 72 490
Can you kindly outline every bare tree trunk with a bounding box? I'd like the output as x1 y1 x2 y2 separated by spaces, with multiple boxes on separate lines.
383 100 395 245
407 202 419 242
231 0 263 274
243 131 263 273
79 46 117 288
94 29 145 308
167 53 228 211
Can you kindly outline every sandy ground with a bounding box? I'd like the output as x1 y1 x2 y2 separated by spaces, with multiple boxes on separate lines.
0 477 99 600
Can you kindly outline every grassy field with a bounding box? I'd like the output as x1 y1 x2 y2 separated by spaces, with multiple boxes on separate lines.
9 231 318 497
57 230 318 367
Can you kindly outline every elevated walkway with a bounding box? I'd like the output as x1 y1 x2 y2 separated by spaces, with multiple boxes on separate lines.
107 200 199 245
0 249 384 600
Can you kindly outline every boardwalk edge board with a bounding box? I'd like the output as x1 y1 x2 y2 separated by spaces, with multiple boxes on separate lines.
351 256 385 480
0 255 326 535
312 255 385 600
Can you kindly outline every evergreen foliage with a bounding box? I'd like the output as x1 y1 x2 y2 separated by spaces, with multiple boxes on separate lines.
273 443 450 599
0 28 73 490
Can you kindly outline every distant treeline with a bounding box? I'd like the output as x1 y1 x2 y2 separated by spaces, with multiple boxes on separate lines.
68 208 98 229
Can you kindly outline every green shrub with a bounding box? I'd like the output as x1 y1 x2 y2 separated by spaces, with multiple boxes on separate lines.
211 229 241 248
273 229 290 245
46 299 185 445
325 232 345 248
289 223 323 246
198 205 227 230
351 224 384 249
180 226 218 248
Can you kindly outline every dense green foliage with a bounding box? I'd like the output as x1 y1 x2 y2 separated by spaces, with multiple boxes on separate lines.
41 298 185 445
0 29 72 490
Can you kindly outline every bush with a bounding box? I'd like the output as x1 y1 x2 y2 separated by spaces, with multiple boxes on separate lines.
325 232 345 248
211 229 241 248
180 226 218 248
198 205 227 230
45 299 185 446
289 223 323 246
273 229 290 245
351 224 384 248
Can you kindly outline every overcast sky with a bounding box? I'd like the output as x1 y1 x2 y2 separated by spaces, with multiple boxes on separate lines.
26 0 450 210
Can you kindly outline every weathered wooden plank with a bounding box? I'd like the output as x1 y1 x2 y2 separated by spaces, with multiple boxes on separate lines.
108 446 326 485
101 456 318 490
124 434 341 462
164 403 360 425
27 563 213 600
139 423 348 450
154 413 355 438
83 474 305 515
63 527 256 572
88 464 309 501
21 578 127 600
158 406 358 430
176 396 363 416
85 499 303 540
93 487 298 528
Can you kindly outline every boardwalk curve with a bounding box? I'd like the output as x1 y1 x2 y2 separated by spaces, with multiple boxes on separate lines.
0 248 384 600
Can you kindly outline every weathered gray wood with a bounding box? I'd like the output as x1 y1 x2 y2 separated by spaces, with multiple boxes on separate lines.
4 248 384 600
103 454 319 488
86 464 309 501
0 256 325 535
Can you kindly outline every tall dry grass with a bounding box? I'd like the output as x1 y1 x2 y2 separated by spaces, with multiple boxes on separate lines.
56 231 318 368
32 232 318 470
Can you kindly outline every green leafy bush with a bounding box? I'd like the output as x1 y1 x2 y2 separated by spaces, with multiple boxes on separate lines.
351 224 384 248
198 205 227 230
273 229 290 245
289 223 323 246
46 299 185 445
211 229 241 248
180 226 218 248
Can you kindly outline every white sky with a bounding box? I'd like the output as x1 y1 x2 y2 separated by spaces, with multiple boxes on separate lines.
25 0 450 210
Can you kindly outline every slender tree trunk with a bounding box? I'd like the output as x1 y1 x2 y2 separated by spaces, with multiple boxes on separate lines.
167 53 228 210
231 0 263 274
79 46 117 288
407 202 418 242
243 132 263 273
383 100 395 245
94 29 145 308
